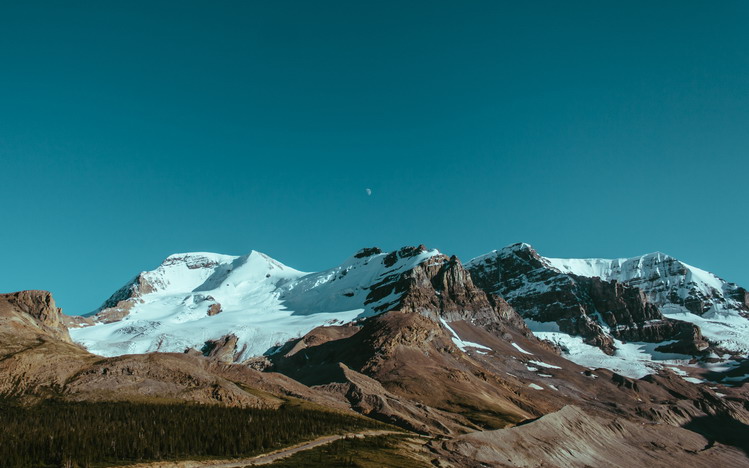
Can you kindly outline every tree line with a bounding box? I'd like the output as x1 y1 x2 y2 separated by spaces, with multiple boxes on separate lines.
0 399 383 467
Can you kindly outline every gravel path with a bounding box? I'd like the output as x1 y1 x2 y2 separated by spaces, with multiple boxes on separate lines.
119 430 400 468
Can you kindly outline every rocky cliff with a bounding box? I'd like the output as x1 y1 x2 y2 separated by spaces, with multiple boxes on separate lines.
365 245 531 336
466 243 707 355
1 290 72 343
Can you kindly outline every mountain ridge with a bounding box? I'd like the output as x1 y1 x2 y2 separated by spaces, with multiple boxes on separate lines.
4 243 749 466
65 243 748 385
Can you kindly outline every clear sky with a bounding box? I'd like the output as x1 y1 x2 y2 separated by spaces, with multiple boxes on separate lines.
1 1 747 314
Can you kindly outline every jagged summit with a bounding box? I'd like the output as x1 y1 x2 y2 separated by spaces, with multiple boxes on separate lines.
469 244 747 317
544 251 745 314
68 243 749 381
70 245 468 361
468 242 534 261
467 242 749 378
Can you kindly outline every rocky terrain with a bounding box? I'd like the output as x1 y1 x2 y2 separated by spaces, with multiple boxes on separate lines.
436 405 748 467
0 290 346 409
3 243 749 466
467 243 749 378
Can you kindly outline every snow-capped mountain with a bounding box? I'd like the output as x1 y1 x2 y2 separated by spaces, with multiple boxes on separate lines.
546 251 749 354
467 243 749 378
545 251 748 317
71 242 748 381
71 246 444 361
9 251 749 467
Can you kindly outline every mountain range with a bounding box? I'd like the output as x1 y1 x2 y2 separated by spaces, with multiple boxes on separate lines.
4 243 749 467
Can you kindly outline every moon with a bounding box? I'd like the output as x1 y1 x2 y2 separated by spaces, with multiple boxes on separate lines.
365 188 372 196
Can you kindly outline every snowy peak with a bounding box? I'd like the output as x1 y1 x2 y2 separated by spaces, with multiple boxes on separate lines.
467 243 749 370
71 245 448 360
92 251 303 310
468 245 746 317
191 251 305 293
140 251 303 296
469 242 538 266
161 252 233 270
544 251 746 316
138 252 237 296
279 245 442 317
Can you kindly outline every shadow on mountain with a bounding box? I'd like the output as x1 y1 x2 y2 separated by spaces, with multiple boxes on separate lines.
192 256 244 292
683 414 749 455
701 358 749 386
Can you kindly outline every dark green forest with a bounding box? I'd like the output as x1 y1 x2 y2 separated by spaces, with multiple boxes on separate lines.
0 399 384 468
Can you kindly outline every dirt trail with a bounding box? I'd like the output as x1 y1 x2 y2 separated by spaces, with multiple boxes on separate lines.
118 430 400 468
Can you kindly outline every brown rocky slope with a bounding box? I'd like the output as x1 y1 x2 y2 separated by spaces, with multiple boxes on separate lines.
5 242 749 467
0 290 345 410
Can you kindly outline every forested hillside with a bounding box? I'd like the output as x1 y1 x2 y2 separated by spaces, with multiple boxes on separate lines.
0 399 385 468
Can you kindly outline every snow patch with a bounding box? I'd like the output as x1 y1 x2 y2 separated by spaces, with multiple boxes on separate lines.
683 377 705 384
528 359 562 369
527 320 693 379
440 319 492 352
511 342 533 355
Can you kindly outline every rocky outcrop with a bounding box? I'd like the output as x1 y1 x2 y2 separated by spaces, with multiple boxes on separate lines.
542 249 748 317
733 286 749 312
365 246 531 338
354 247 383 258
201 334 240 363
467 243 708 355
577 275 708 354
1 290 72 343
84 273 157 323
206 302 222 316
267 304 749 449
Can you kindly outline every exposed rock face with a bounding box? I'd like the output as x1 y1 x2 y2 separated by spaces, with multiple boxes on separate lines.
2 290 71 343
577 275 708 354
206 302 222 316
366 246 531 338
736 287 749 311
63 244 746 389
86 273 156 323
275 324 361 358
0 291 94 397
62 314 94 328
354 247 383 258
544 248 748 317
467 243 707 355
201 334 240 363
268 305 749 453
4 270 749 468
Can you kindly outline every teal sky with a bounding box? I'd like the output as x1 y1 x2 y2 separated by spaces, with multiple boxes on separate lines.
1 1 747 314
